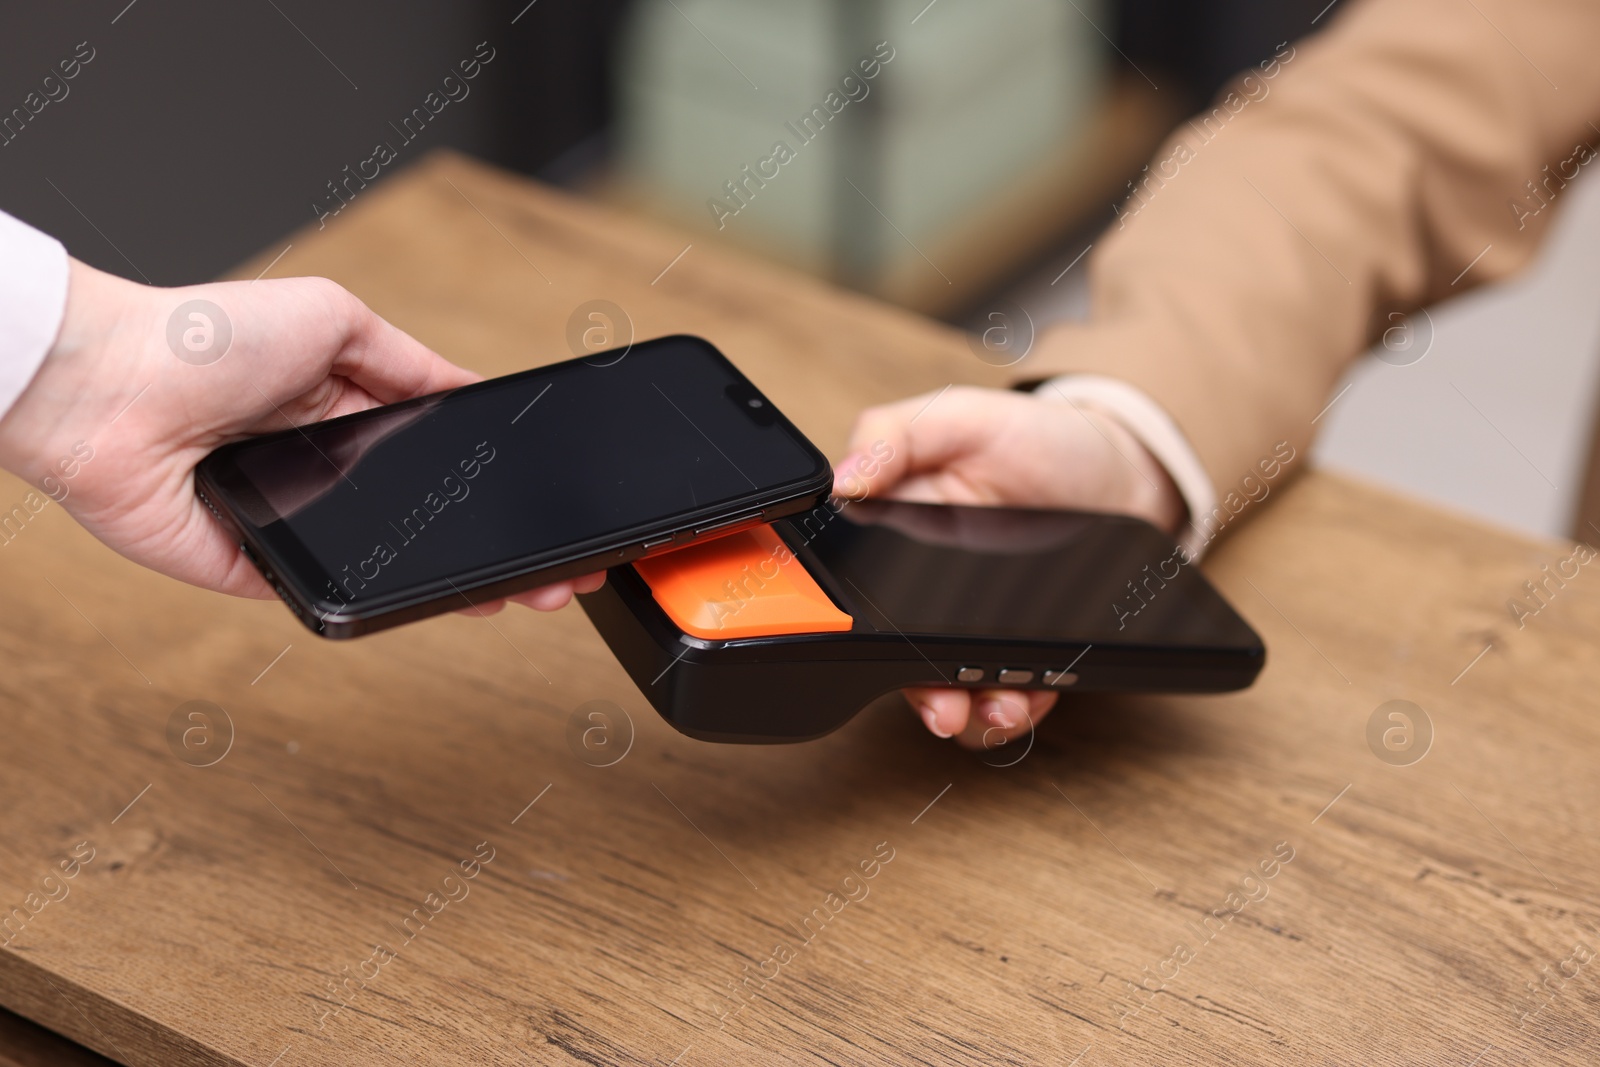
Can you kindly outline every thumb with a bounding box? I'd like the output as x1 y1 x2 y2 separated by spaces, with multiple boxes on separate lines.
836 386 987 498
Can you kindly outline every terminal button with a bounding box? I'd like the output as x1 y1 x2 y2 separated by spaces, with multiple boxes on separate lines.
997 668 1035 685
955 667 984 683
1042 670 1080 687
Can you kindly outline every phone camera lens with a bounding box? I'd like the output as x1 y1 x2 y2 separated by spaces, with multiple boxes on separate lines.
727 382 776 425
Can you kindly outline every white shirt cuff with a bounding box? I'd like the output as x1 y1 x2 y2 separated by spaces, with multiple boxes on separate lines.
1038 373 1218 560
0 210 70 422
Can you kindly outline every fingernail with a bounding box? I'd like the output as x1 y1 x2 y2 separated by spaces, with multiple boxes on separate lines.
919 704 953 739
981 699 1019 730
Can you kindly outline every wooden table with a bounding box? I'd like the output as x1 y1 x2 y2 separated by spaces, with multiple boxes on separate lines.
3 151 1598 1066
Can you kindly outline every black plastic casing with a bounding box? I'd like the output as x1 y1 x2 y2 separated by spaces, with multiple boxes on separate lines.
194 336 833 639
578 513 1266 744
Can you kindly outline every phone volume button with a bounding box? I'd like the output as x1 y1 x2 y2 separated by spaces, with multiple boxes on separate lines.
693 510 764 537
641 536 675 550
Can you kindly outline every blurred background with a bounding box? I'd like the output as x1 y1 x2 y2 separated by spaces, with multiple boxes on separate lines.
3 0 1597 543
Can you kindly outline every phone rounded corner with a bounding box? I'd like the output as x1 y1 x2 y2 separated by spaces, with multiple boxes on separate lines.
663 331 718 351
793 461 835 507
302 598 359 639
667 333 745 376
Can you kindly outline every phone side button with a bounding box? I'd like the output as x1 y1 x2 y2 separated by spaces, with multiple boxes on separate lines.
693 510 764 536
1042 670 1079 687
997 668 1035 685
642 536 675 550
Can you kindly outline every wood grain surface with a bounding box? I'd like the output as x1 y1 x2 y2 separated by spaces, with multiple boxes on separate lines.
2 151 1598 1066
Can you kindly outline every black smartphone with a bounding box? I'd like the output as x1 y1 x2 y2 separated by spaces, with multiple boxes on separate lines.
195 335 833 638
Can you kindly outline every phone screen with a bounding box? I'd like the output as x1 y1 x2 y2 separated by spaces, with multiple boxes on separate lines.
790 499 1260 649
202 336 828 612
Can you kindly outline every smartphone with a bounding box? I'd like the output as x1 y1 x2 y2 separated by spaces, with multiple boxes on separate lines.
195 335 833 638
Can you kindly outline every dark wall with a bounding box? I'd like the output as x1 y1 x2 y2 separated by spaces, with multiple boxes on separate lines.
0 0 630 286
1118 0 1341 106
0 0 1331 289
493 0 633 180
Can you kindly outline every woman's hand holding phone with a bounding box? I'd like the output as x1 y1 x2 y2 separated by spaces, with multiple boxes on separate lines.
835 384 1184 749
0 259 601 611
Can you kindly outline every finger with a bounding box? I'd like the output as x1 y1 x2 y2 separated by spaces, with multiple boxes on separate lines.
571 571 608 594
505 571 604 611
211 535 278 600
304 278 481 402
507 582 580 612
885 471 999 506
956 690 1058 751
839 395 926 496
453 600 507 617
955 690 1030 750
903 686 971 739
841 387 990 499
839 394 938 497
832 454 870 497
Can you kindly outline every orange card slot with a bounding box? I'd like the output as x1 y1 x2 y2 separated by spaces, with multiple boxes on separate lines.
633 525 854 639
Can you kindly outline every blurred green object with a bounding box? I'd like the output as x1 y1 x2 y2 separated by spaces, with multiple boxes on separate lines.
616 0 1105 293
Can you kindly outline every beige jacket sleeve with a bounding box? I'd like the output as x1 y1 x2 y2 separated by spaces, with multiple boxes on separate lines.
1018 0 1600 500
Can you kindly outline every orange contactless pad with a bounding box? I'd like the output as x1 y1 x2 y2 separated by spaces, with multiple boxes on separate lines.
632 524 854 640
